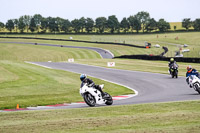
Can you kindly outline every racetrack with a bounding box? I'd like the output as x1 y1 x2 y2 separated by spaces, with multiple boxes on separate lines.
24 62 200 110
1 41 200 111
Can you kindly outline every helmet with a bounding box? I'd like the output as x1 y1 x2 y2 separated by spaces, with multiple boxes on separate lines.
80 74 86 81
187 65 192 70
170 58 174 62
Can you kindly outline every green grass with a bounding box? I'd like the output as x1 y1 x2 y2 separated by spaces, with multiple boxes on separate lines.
0 34 200 132
0 60 133 109
0 37 199 110
0 42 101 61
1 32 200 57
0 38 165 57
0 101 200 133
0 41 134 109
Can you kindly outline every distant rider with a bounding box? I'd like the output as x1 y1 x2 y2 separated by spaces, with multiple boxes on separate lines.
168 58 178 74
186 65 199 85
186 65 199 77
80 74 106 98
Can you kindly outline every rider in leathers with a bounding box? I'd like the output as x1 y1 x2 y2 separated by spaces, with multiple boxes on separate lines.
186 65 200 85
168 58 178 74
186 65 199 77
80 74 106 98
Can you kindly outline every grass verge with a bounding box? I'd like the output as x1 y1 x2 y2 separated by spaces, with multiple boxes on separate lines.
0 60 133 109
0 101 200 133
0 42 101 61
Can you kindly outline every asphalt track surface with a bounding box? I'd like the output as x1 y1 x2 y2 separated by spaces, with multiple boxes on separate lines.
0 42 114 59
26 62 200 110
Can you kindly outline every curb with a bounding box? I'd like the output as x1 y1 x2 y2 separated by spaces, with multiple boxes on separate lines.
1 94 135 112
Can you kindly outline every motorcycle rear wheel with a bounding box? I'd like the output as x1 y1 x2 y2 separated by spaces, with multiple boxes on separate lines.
104 92 113 105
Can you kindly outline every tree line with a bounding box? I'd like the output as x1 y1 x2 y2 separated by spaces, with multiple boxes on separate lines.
0 11 200 34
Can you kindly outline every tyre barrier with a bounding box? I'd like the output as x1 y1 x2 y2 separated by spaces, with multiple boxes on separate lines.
0 36 146 48
115 55 200 63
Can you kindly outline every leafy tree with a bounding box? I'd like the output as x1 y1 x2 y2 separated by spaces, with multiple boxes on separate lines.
79 17 86 32
13 19 19 32
33 14 43 32
145 18 157 32
127 16 135 32
29 18 36 33
85 18 94 33
107 15 119 33
95 17 107 33
47 17 59 33
135 11 150 33
6 19 14 32
182 18 192 31
128 16 141 33
193 18 200 31
40 18 48 33
71 19 81 33
60 19 71 33
23 15 31 32
18 16 26 33
157 19 170 32
56 17 65 33
120 17 130 33
0 22 5 31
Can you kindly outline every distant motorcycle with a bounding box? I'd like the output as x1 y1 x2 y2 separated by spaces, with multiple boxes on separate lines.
80 83 113 107
170 64 178 78
186 75 200 94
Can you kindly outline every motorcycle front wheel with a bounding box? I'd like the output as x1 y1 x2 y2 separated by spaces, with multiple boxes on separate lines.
83 93 96 107
194 82 200 94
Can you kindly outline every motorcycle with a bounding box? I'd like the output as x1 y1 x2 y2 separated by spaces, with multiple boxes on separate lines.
80 83 113 107
186 75 200 94
170 64 178 78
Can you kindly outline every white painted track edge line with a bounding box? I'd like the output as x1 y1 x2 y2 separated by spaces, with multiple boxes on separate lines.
25 61 138 97
25 61 52 69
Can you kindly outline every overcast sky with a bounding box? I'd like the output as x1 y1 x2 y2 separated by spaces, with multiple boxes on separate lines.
1 0 199 23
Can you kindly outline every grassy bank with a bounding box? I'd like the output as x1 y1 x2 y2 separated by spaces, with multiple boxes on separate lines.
0 101 200 133
0 38 164 57
1 32 200 57
0 42 101 61
0 60 133 109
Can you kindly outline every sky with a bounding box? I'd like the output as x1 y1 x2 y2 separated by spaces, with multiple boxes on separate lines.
0 0 200 23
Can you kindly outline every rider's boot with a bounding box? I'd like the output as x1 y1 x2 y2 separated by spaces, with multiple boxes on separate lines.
95 85 107 98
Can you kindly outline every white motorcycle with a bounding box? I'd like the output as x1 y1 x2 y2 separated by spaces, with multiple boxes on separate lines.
80 83 113 107
186 75 200 94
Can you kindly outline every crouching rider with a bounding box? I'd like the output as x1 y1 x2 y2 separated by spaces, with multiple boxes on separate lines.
80 74 106 98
